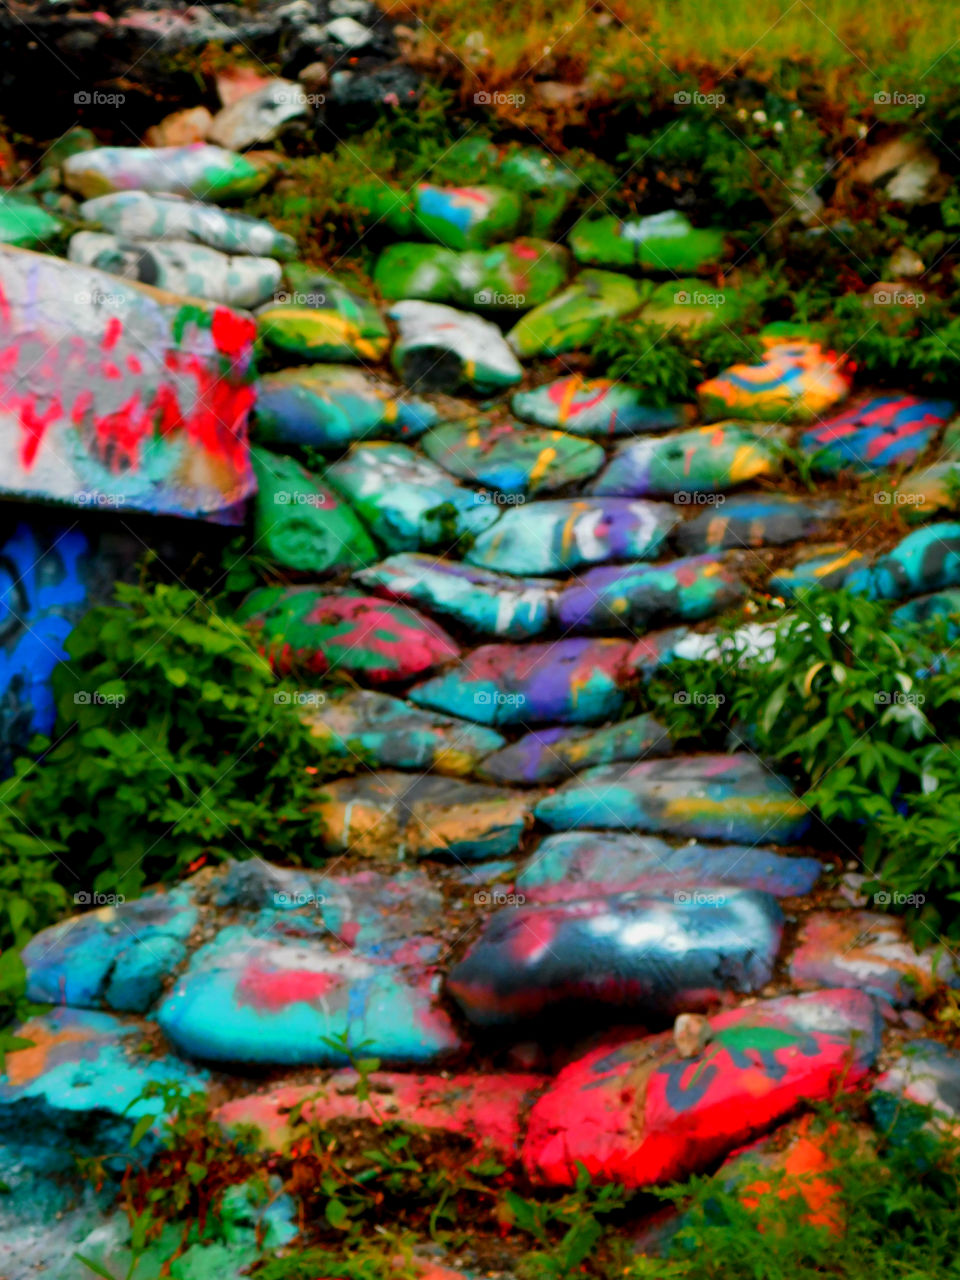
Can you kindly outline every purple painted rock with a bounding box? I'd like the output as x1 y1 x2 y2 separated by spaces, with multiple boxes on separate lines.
516 832 822 902
236 586 459 681
478 715 672 786
800 395 954 473
674 494 843 553
592 424 781 498
789 911 959 1007
410 637 638 726
555 554 745 632
535 753 811 844
873 1040 960 1128
512 375 691 438
421 414 605 496
447 888 784 1027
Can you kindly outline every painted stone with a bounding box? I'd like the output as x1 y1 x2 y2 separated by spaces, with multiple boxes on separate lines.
62 144 274 201
250 448 377 573
593 424 781 497
389 301 524 394
421 415 605 496
640 279 744 332
374 238 569 309
314 771 537 860
217 1070 543 1163
236 587 459 681
300 689 505 776
800 395 954 473
410 637 637 726
769 544 865 597
68 232 282 309
569 211 726 273
498 147 581 238
479 714 672 786
207 79 308 150
324 442 500 551
253 364 436 451
0 194 62 249
512 375 691 438
447 889 783 1027
522 989 881 1187
354 553 558 639
845 522 960 601
892 588 960 632
157 928 462 1066
507 270 646 358
21 890 196 1015
0 245 256 520
873 1040 960 1130
893 461 960 514
674 495 842 553
79 192 296 259
535 753 810 844
258 278 389 362
352 182 523 250
790 911 958 1007
516 832 822 902
698 341 850 424
555 554 745 632
465 497 679 575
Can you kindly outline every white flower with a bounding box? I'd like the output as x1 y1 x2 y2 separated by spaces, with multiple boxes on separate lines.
752 109 768 123
773 120 784 133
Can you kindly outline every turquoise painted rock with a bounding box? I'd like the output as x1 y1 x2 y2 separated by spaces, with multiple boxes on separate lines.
675 494 842 553
800 395 954 473
447 890 782 1027
157 927 462 1066
422 414 605 496
512 375 691 438
324 442 500 551
254 364 435 451
892 588 960 632
873 1041 960 1132
390 301 523 394
555 554 745 632
251 448 377 573
507 270 646 358
236 586 459 681
516 832 822 902
21 889 196 1014
769 544 865 597
300 690 504 776
355 553 558 639
535 753 810 843
465 497 679 575
68 230 282 309
593 423 781 497
479 714 672 785
846 521 960 601
0 194 62 249
258 276 389 362
79 191 296 257
570 210 726 272
374 238 569 309
410 637 637 726
353 182 523 249
698 340 850 424
62 144 274 201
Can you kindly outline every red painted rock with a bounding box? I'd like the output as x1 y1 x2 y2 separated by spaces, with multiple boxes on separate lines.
521 989 881 1187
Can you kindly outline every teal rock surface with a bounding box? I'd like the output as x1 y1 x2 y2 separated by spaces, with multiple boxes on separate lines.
79 190 297 257
512 375 691 437
507 270 645 357
555 554 745 632
769 545 865 597
390 300 524 394
422 414 605 496
846 521 960 601
569 210 726 272
478 714 672 785
675 494 842 553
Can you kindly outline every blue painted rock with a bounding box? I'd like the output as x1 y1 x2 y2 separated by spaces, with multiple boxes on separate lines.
253 364 436 451
257 276 389 363
236 586 459 681
521 989 881 1187
799 395 954 473
516 832 822 902
410 637 637 726
157 928 462 1066
324 443 500 552
354 553 558 639
535 753 810 843
512 375 691 438
421 415 605 496
79 191 297 257
352 182 523 250
21 890 196 1014
62 144 274 201
390 301 524 393
447 889 783 1027
465 497 679 575
845 521 960 600
374 238 570 309
892 588 960 632
769 544 865 597
555 554 744 632
569 211 726 273
251 448 377 572
0 194 62 249
873 1040 960 1130
314 771 537 860
674 495 843 553
592 424 781 498
789 911 958 1007
67 231 282 309
507 270 646 358
479 715 672 786
300 689 505 776
698 340 850 424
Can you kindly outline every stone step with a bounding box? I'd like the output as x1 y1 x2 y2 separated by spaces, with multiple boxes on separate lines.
511 374 691 437
478 715 672 785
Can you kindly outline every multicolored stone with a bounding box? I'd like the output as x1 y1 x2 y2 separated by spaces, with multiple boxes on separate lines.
555 554 745 632
511 375 691 438
845 521 960 600
592 424 781 497
374 238 569 309
569 211 726 273
698 341 850 424
873 1040 960 1131
800 395 954 473
62 144 274 201
257 277 390 362
479 714 672 785
389 301 524 394
507 270 646 358
769 544 865 597
422 414 605 496
352 182 523 250
78 191 296 257
674 494 842 553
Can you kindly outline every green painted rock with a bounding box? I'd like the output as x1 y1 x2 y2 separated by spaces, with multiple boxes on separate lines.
251 448 377 572
499 147 582 238
62 144 274 201
374 238 569 310
258 274 389 362
593 423 782 497
79 191 296 258
0 195 62 249
352 182 523 250
390 301 523 394
569 211 726 273
507 270 645 358
640 279 742 332
422 414 605 496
